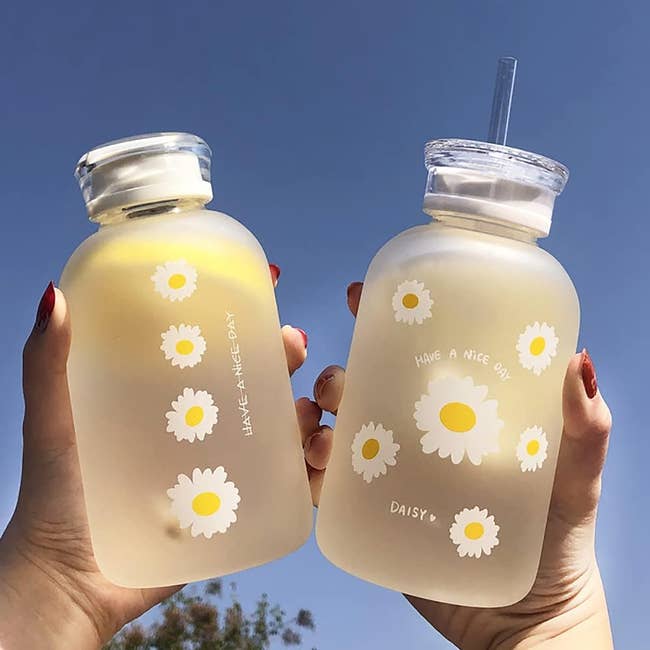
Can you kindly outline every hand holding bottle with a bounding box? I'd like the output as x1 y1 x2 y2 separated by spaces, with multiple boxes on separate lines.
0 272 311 649
0 279 615 649
309 282 613 649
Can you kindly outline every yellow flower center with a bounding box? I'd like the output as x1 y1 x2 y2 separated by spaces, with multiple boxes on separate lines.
176 339 194 355
464 522 484 540
185 406 204 427
526 439 540 456
439 402 476 433
402 293 419 309
192 491 221 516
362 438 380 460
168 273 187 289
529 336 546 356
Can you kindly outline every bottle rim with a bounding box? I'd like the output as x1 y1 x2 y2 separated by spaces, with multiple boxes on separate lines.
424 139 569 195
74 133 213 221
74 132 211 179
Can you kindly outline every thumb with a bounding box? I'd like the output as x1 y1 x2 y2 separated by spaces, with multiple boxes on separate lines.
19 283 78 506
552 349 612 527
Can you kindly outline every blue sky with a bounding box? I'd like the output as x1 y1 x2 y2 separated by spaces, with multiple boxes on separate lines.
0 1 647 647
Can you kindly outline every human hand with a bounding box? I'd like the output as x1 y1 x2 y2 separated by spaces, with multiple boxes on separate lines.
0 265 312 650
308 281 614 650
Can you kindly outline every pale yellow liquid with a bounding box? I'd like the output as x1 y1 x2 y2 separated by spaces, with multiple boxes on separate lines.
61 210 312 588
317 221 579 607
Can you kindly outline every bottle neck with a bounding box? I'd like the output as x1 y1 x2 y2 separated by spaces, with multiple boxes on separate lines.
431 212 540 244
93 197 208 226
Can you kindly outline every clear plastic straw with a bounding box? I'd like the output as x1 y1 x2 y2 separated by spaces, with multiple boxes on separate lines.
487 57 517 145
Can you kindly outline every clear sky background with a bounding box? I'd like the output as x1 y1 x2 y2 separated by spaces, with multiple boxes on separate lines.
0 1 647 647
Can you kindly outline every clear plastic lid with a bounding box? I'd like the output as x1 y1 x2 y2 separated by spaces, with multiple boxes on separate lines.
423 139 569 237
75 133 213 221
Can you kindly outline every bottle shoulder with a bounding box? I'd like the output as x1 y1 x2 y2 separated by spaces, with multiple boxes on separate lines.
61 208 267 287
370 223 567 271
367 223 577 303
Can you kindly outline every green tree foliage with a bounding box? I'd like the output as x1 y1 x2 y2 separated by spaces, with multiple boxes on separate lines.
104 581 316 650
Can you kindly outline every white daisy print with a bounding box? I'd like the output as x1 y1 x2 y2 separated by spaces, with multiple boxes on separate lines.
449 506 500 558
516 322 559 376
167 467 240 538
166 388 219 443
391 280 433 325
516 425 549 472
151 260 198 302
161 324 206 368
414 375 503 465
351 422 400 483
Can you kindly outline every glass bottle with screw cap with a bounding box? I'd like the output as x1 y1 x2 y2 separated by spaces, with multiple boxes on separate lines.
316 60 580 606
61 133 312 588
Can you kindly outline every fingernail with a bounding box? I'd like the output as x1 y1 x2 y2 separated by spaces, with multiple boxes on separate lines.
295 328 308 349
315 373 335 401
35 282 56 333
269 263 281 285
347 282 362 300
581 348 598 399
304 431 321 453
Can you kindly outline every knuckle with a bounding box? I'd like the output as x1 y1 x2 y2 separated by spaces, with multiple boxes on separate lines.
585 407 612 441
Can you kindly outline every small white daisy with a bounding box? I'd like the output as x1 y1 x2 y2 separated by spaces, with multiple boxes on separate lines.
449 506 500 558
151 260 198 302
351 422 400 483
516 322 559 376
161 324 206 369
516 425 549 472
167 467 240 538
166 388 219 443
391 280 433 325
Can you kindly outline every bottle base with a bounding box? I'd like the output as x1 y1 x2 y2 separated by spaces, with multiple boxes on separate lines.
99 514 314 589
315 526 536 609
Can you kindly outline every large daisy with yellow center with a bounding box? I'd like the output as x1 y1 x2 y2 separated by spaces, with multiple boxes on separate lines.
391 280 433 325
166 388 219 443
151 260 198 302
449 506 500 558
516 321 559 376
167 467 240 538
351 422 400 483
414 375 503 465
161 324 207 368
516 425 548 472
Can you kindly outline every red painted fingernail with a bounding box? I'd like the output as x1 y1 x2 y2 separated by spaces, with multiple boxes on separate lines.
35 282 56 333
295 328 308 349
346 282 363 300
269 264 281 285
581 349 598 399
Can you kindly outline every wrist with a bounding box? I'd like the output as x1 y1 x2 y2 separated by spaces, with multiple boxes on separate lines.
427 563 613 650
495 569 612 650
0 533 103 650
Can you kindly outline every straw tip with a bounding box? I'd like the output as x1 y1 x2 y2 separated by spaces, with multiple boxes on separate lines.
488 56 518 146
498 56 518 67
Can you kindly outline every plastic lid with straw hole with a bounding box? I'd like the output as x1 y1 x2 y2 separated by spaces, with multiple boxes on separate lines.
423 58 569 237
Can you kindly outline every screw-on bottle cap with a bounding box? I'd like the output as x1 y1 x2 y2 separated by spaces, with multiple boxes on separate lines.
75 133 213 221
423 139 569 237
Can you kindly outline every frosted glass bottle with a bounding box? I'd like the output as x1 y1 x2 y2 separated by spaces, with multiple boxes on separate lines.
316 139 579 607
60 133 312 588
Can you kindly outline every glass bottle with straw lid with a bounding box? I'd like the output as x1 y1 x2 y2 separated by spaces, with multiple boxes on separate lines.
316 58 579 607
